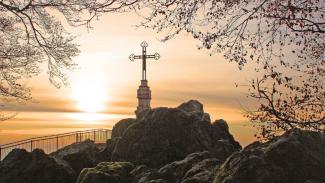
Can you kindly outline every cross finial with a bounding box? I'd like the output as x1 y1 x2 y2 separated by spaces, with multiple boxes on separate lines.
129 41 160 80
140 41 148 48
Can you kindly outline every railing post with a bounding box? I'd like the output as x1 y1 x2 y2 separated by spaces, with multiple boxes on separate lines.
94 131 96 142
30 140 33 152
106 130 108 141
76 133 78 143
56 136 59 151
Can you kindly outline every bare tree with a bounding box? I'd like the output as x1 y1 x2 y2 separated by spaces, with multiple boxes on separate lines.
0 0 139 120
246 65 324 139
115 0 325 138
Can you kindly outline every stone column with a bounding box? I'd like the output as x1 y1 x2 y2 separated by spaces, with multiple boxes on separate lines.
136 80 151 116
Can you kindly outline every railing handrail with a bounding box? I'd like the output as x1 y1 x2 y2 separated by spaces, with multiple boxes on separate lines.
0 128 111 148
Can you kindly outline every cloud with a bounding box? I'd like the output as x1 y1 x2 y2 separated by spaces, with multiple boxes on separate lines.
0 99 79 113
153 80 258 110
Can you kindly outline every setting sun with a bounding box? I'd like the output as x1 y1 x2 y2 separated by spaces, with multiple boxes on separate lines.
71 74 109 113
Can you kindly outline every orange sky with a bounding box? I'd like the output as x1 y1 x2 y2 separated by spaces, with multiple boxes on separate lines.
0 12 259 146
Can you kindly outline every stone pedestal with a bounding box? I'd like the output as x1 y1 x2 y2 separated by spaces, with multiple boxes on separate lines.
136 80 151 116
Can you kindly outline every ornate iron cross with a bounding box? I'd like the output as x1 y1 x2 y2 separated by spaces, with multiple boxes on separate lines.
129 41 160 80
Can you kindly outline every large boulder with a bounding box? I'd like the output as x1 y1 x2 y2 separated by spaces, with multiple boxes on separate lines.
76 162 134 183
0 149 75 183
51 139 100 175
213 129 325 183
105 100 241 168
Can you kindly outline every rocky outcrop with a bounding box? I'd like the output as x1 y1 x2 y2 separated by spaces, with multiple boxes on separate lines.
76 162 134 183
79 129 325 183
0 149 75 183
4 100 323 183
104 100 241 168
51 139 100 175
213 129 325 183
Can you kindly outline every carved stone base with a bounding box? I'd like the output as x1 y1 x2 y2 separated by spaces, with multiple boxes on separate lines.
135 80 151 116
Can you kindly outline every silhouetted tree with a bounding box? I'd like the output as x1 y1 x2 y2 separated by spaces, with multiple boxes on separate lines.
246 67 324 139
120 0 325 138
0 0 136 120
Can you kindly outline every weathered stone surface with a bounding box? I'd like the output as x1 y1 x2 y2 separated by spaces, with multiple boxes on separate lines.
105 100 241 168
131 165 165 183
304 181 322 183
211 119 241 150
128 151 221 183
0 149 75 183
99 137 120 161
51 139 100 175
76 162 134 183
158 151 222 183
158 151 211 182
180 158 221 183
213 129 325 183
177 100 204 114
111 118 136 138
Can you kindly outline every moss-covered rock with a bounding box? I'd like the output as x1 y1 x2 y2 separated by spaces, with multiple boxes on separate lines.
76 162 134 183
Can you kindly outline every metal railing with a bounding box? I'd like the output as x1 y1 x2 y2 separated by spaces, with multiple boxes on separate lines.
0 129 112 161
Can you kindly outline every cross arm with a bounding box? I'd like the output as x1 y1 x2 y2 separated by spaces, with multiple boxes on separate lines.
146 53 160 60
129 54 142 61
146 55 155 58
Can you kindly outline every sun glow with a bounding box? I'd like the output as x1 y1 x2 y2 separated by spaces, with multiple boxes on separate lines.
71 70 109 114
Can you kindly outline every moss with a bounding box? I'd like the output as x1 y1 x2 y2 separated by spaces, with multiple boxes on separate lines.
76 162 134 183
